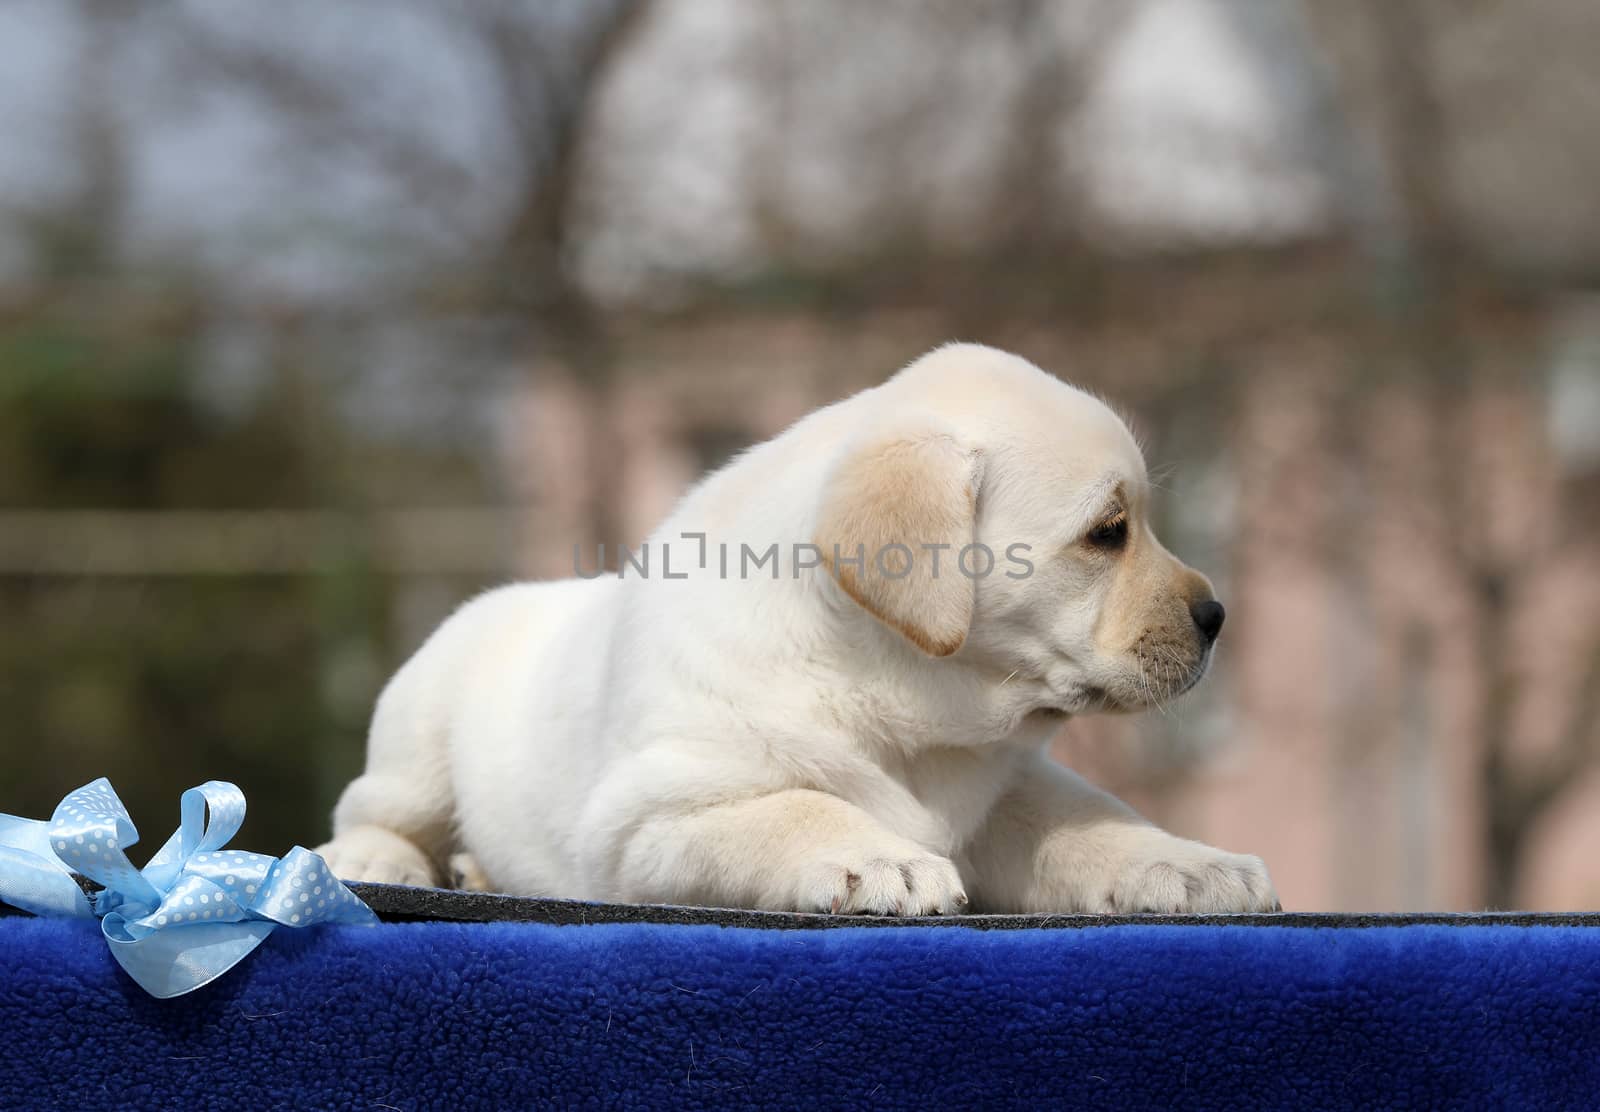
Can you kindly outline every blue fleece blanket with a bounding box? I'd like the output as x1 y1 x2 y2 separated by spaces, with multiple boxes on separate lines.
3 914 1598 1109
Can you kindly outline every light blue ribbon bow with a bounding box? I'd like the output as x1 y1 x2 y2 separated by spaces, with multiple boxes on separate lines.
0 778 378 997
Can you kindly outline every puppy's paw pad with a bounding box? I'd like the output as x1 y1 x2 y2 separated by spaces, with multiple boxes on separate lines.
1108 845 1277 914
318 849 433 887
798 847 966 916
316 828 437 888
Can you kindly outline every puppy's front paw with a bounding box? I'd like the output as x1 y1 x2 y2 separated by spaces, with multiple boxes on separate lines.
1100 837 1278 915
794 843 968 916
317 825 438 888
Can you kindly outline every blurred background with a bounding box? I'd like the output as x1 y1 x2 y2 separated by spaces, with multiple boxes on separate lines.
2 0 1598 911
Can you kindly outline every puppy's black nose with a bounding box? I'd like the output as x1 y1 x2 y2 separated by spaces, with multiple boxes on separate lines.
1191 599 1225 644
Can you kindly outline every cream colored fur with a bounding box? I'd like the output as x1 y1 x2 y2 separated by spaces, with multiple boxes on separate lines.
319 344 1277 915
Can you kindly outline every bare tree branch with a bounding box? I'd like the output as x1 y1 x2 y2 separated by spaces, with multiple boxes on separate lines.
1514 640 1600 822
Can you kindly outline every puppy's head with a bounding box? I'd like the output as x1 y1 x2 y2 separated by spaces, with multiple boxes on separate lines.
815 343 1221 715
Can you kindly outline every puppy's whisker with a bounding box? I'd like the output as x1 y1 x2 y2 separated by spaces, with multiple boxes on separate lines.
1137 653 1171 719
1155 645 1197 706
1145 462 1182 495
1144 646 1193 719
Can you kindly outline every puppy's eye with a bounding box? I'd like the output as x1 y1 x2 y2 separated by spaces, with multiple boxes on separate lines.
1086 511 1128 550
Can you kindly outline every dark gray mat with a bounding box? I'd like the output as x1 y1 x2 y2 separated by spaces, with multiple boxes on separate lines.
347 882 1600 929
7 876 1597 927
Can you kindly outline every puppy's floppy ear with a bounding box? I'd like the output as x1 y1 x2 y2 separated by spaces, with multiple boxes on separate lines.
814 421 983 657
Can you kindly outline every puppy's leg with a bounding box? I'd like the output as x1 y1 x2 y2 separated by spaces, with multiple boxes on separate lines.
614 789 968 915
316 646 456 888
963 754 1278 914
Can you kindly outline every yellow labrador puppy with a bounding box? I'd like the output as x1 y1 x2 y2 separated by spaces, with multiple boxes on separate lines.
319 344 1278 915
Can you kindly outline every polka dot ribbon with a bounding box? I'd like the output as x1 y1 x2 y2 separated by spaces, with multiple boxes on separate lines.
0 778 378 997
